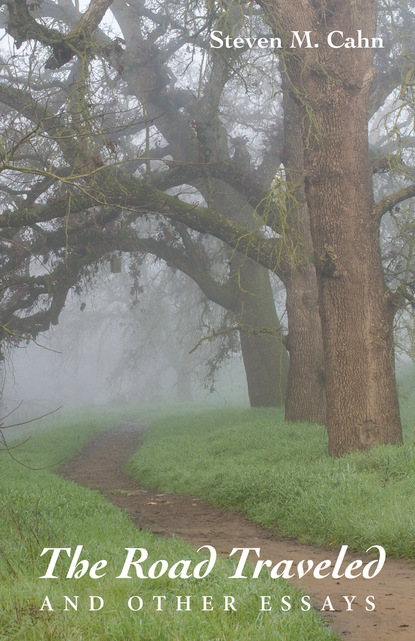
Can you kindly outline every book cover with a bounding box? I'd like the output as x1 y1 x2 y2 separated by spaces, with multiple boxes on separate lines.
0 1 414 640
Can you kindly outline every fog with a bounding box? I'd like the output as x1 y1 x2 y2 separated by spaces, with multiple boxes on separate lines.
0 1 414 433
1 257 250 426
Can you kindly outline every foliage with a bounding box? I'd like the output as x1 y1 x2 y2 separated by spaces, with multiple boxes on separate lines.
0 406 338 641
0 0 414 453
128 404 415 559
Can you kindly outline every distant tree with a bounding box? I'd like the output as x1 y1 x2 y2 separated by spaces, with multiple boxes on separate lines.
0 0 292 411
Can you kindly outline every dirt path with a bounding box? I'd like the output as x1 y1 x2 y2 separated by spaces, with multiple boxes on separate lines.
60 423 415 640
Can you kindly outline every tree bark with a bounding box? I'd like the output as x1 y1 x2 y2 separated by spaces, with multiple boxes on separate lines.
232 257 289 407
207 179 289 407
284 267 325 423
261 0 403 454
282 90 326 424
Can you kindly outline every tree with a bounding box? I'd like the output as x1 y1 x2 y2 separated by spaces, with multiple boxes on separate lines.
0 0 414 454
0 0 294 411
258 0 414 454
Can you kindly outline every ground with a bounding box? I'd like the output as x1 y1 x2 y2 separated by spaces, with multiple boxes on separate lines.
60 423 415 640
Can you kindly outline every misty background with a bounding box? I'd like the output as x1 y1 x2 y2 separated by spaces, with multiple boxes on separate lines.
1 256 254 423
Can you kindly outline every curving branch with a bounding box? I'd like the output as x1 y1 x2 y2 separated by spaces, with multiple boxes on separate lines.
374 183 415 220
2 0 118 69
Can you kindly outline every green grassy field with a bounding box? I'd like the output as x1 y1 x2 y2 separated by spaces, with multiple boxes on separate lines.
128 399 415 560
0 405 338 641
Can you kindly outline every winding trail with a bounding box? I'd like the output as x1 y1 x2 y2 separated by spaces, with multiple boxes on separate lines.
60 423 415 640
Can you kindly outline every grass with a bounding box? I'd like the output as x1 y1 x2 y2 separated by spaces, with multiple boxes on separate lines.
0 405 339 641
127 404 415 560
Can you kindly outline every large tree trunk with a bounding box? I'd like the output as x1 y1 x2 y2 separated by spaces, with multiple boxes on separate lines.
282 90 326 424
306 94 402 455
232 257 288 407
284 267 325 423
206 179 289 407
262 0 403 454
